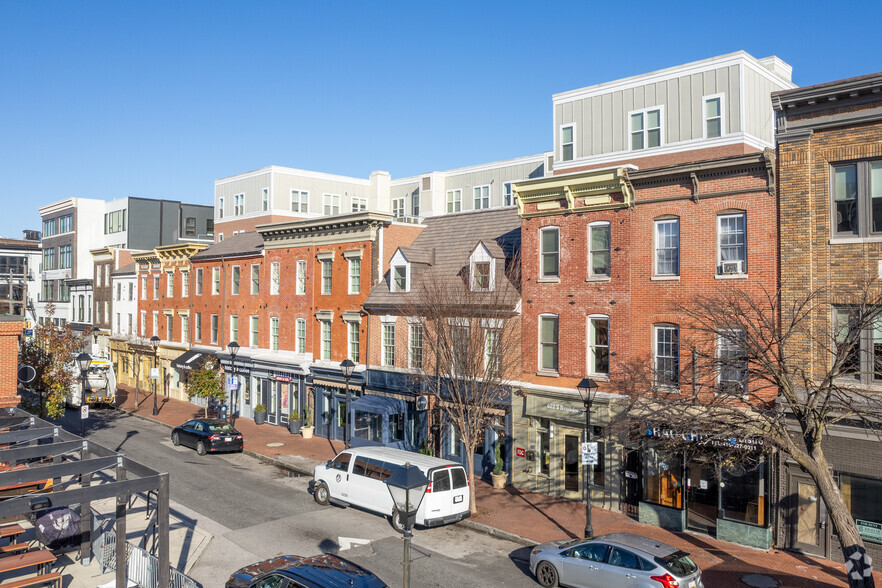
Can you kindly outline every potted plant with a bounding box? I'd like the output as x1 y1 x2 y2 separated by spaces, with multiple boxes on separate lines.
288 410 302 435
253 403 267 425
491 441 507 489
301 409 314 439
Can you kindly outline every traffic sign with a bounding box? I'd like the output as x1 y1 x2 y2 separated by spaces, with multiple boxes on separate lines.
81 405 89 420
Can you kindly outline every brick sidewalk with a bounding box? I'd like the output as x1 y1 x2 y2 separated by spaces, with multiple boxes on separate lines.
114 384 877 588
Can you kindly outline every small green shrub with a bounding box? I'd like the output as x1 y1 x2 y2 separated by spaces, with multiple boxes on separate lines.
493 442 505 475
254 403 267 412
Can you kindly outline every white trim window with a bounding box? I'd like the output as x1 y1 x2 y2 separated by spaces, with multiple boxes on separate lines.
291 189 309 213
539 226 560 279
348 258 360 294
166 314 173 341
196 268 203 296
230 315 239 344
321 260 332 294
231 265 240 295
654 218 680 276
588 221 611 278
250 315 259 348
473 185 490 210
194 312 201 341
323 193 341 216
392 197 405 218
412 191 420 217
409 323 423 369
391 264 408 292
262 187 269 211
181 271 189 297
270 261 280 295
503 182 514 206
718 212 747 275
153 275 159 300
296 318 306 353
469 244 495 291
181 315 189 344
218 197 224 219
296 260 307 295
382 322 395 366
718 329 747 393
271 317 280 351
348 321 360 363
321 320 332 360
654 324 680 388
234 193 245 216
212 267 220 295
152 311 159 339
561 124 575 161
446 189 462 213
210 314 218 345
704 94 724 139
351 196 367 212
539 314 559 373
484 328 501 375
630 107 662 151
588 315 610 376
250 264 260 295
140 311 146 337
140 276 147 300
834 306 882 384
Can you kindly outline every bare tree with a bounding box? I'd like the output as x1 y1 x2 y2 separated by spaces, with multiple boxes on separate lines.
398 255 522 515
612 280 882 587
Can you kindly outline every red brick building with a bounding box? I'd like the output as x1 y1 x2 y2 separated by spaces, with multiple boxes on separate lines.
0 317 24 408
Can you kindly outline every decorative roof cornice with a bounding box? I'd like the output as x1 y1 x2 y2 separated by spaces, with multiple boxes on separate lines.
257 212 395 249
513 166 634 219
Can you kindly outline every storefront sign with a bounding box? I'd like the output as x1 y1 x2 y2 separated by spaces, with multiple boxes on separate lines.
645 425 765 449
516 447 526 458
274 376 291 382
546 402 583 414
857 519 882 543
269 370 296 382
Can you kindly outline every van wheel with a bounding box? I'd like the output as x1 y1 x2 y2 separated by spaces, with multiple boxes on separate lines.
535 561 559 587
391 509 406 534
314 482 330 506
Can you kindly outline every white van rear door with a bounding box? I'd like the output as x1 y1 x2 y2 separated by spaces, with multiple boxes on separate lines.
450 466 469 512
423 468 453 521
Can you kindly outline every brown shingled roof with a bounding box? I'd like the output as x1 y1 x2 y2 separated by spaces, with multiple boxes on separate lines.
189 232 264 260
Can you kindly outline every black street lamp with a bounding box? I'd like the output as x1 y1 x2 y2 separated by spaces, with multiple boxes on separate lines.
340 358 355 449
386 462 429 588
228 341 240 424
76 352 91 438
150 336 160 416
577 377 599 539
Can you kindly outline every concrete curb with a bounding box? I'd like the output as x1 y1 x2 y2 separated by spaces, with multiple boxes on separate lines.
459 519 536 547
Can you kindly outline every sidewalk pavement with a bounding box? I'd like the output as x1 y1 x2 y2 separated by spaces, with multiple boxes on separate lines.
115 384 879 588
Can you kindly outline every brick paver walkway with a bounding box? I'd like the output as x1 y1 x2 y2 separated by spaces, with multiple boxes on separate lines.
113 384 879 587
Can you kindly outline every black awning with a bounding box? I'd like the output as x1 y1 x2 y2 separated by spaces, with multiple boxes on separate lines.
172 349 211 371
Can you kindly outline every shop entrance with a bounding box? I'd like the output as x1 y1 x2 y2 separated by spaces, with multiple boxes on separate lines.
621 448 642 519
790 473 827 557
564 435 580 494
687 458 718 536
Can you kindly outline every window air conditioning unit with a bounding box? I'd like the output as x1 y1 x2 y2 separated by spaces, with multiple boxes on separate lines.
721 261 744 274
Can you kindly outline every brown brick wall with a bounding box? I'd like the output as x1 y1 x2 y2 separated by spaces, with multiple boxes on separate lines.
0 319 23 408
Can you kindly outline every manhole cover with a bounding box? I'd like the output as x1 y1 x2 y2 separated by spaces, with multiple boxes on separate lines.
742 574 779 588
266 442 285 448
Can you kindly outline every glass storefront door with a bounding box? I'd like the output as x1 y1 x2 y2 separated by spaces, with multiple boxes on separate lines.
687 458 719 535
564 435 580 494
268 381 279 425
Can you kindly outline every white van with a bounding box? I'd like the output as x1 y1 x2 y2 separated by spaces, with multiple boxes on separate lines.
313 446 471 532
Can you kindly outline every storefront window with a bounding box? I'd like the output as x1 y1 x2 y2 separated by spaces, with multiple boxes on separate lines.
390 413 405 442
840 473 882 543
355 411 382 443
643 447 683 509
721 457 768 526
539 418 550 477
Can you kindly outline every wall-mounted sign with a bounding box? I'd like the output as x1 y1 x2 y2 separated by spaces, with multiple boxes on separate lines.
516 447 526 458
416 396 429 411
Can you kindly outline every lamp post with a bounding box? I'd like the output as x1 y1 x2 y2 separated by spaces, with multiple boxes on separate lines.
386 462 429 588
76 352 91 438
340 359 355 449
228 341 240 424
150 336 160 416
577 377 599 539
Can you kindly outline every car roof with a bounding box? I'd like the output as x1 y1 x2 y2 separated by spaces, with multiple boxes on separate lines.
338 446 464 470
279 554 385 587
594 533 681 558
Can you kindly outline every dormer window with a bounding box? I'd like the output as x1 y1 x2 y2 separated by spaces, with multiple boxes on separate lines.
474 262 491 289
393 265 408 292
469 243 496 291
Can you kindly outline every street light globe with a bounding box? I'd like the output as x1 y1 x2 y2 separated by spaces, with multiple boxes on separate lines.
150 335 160 350
340 358 356 378
228 341 240 360
76 352 91 373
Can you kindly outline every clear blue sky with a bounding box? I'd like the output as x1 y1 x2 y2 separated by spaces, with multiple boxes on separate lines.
1 0 880 238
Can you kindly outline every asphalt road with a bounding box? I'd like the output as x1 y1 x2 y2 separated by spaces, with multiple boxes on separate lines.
56 407 538 587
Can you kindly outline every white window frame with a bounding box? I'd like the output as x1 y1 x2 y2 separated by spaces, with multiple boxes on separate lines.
588 221 611 279
210 314 218 345
539 226 560 280
391 264 409 293
140 310 146 337
230 315 239 344
409 323 423 369
270 261 280 295
181 315 189 344
217 197 224 219
250 264 260 295
323 193 341 216
539 314 559 373
717 212 747 275
271 317 280 351
348 258 360 294
412 191 420 217
262 187 269 211
382 322 395 366
165 272 174 298
560 123 575 162
473 185 490 210
446 189 462 213
290 189 309 213
195 312 201 341
653 323 680 388
233 193 245 216
347 321 360 363
181 271 189 297
321 320 332 360
703 93 725 139
351 196 367 212
212 267 220 295
166 314 173 341
392 197 405 218
321 260 332 294
629 106 664 151
503 182 513 206
250 315 259 348
296 260 306 295
140 276 147 300
152 311 158 339
295 318 306 353
718 328 747 393
654 218 680 277
587 314 610 376
153 275 159 300
484 327 501 375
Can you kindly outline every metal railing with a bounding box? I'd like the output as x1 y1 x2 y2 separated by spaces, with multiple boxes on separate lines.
95 529 199 588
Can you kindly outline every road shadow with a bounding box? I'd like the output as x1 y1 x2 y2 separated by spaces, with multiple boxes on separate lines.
500 484 579 540
507 546 534 580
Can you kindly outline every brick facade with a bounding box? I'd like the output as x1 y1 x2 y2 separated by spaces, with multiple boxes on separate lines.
0 317 23 408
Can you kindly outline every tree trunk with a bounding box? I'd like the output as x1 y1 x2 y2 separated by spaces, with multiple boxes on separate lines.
465 441 477 515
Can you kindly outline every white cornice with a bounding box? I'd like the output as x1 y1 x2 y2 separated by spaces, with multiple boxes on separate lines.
215 165 370 187
390 153 547 186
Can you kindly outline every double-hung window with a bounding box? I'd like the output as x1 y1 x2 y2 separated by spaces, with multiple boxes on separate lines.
323 194 341 215
654 218 680 277
196 268 203 295
484 328 501 375
348 258 360 294
321 320 332 360
271 317 279 351
210 314 218 344
234 193 244 215
230 315 239 344
539 227 560 279
392 197 405 218
351 197 367 212
231 266 240 295
59 245 72 269
296 318 306 353
705 95 723 138
630 108 662 150
718 212 747 275
588 222 611 278
250 264 260 295
166 272 174 297
217 197 224 219
718 329 747 393
832 160 882 237
140 311 146 336
296 260 306 294
291 189 309 213
392 264 407 292
270 262 280 295
473 185 490 209
250 315 259 348
212 267 220 295
503 182 513 206
412 192 420 217
194 312 201 341
262 187 269 211
588 315 609 375
348 321 360 362
539 315 559 373
654 324 680 388
140 276 147 300
181 315 189 343
561 125 574 161
153 276 159 300
447 189 462 213
834 306 882 384
182 272 189 297
166 315 173 341
382 323 395 366
152 311 159 338
409 323 423 369
321 260 332 294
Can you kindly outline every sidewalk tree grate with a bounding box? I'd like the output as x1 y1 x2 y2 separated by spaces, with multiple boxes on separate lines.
741 573 780 587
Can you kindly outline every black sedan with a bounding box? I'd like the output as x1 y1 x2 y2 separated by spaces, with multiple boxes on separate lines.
226 554 387 588
171 418 243 455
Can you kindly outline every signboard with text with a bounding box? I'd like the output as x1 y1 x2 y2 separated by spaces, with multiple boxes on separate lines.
581 442 598 465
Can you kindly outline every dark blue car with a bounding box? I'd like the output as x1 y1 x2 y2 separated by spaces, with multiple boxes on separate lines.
171 418 243 456
225 554 387 588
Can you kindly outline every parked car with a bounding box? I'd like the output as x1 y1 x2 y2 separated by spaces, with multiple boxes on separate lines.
529 532 704 588
171 418 243 456
225 553 387 588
